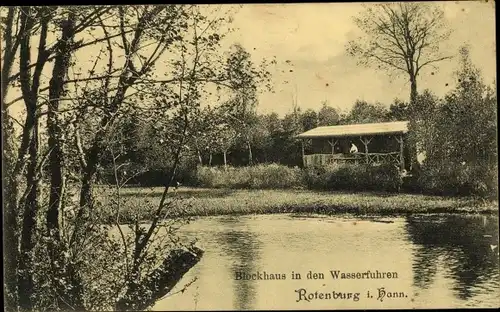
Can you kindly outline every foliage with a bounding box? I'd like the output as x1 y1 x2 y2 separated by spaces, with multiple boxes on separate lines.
429 47 496 165
195 163 402 192
299 109 318 131
196 163 303 189
412 46 498 197
2 4 271 311
416 163 498 197
340 100 389 124
302 163 402 192
317 101 340 126
387 98 409 121
96 47 497 198
2 6 496 312
107 97 406 172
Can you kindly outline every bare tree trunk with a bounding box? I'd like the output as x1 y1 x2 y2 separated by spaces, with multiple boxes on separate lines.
1 7 20 104
1 8 22 310
408 73 419 172
409 74 418 106
223 150 227 169
47 18 73 246
247 141 253 165
193 138 203 165
209 152 212 166
197 149 203 165
46 16 85 310
16 8 41 309
17 115 39 311
72 143 100 242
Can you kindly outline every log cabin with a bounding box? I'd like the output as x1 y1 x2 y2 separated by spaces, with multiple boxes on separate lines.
297 121 413 171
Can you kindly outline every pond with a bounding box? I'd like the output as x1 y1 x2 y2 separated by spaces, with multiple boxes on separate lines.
152 213 499 310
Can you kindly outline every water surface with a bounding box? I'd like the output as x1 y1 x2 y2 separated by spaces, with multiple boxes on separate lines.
152 213 499 310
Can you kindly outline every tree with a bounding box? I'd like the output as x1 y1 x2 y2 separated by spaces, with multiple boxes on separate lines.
189 106 218 166
2 5 271 311
387 98 409 121
249 114 272 163
218 43 271 165
347 3 452 105
215 123 240 168
279 110 304 166
342 100 389 124
259 112 282 163
299 109 318 131
429 46 497 166
407 90 440 169
317 101 339 126
1 8 23 309
409 46 497 196
2 7 114 309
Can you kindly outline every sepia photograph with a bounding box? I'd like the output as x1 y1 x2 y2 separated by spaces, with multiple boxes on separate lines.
1 1 498 311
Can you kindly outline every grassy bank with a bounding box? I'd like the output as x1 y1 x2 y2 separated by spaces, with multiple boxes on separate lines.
195 163 498 197
96 186 498 223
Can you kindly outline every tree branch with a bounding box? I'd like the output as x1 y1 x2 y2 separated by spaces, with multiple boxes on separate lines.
417 55 453 73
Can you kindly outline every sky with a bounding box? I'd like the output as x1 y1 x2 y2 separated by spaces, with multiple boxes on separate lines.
3 2 496 119
220 1 496 116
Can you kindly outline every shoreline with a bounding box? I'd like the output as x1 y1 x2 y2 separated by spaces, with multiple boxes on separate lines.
97 187 499 223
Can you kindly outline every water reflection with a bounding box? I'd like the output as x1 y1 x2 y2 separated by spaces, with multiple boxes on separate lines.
215 217 262 310
153 213 499 310
405 214 499 301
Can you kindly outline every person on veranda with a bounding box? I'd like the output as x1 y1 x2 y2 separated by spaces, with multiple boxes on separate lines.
349 142 358 154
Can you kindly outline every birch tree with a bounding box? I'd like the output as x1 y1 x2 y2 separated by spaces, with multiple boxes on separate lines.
2 4 271 311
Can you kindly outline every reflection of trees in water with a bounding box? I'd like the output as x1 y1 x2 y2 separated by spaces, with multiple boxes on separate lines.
215 217 262 310
410 245 440 289
405 214 499 300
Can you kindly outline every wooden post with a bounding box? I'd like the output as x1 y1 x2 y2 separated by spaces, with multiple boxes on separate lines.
359 136 372 164
327 138 338 154
396 134 405 171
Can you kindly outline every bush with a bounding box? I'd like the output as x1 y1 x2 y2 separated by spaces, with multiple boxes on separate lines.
197 163 403 192
302 163 402 192
196 163 303 189
301 165 330 190
417 162 498 197
97 157 199 187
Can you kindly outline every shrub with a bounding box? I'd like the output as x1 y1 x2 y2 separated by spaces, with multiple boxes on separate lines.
197 161 493 197
301 164 339 190
197 163 403 192
302 163 402 192
97 157 199 187
364 163 402 192
196 164 303 189
417 162 498 197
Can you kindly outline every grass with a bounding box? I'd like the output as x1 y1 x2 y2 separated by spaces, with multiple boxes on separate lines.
95 186 498 223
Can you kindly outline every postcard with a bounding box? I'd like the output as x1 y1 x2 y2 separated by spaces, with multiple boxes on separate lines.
1 2 498 311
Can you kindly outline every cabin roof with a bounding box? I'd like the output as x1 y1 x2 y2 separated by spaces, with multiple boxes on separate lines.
297 121 410 138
